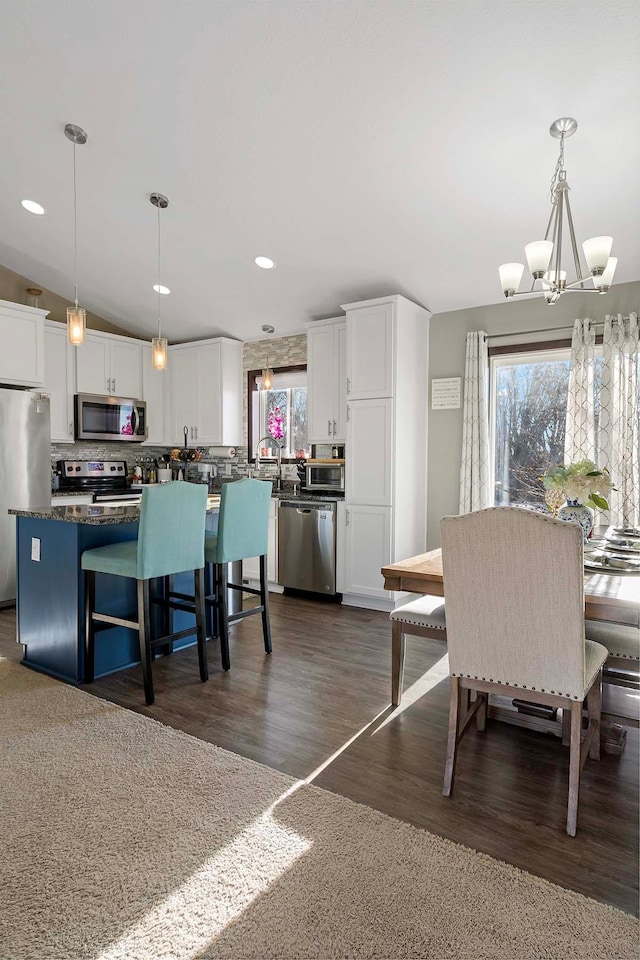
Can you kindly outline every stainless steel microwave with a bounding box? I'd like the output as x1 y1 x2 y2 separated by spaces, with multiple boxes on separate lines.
75 393 147 442
305 460 345 492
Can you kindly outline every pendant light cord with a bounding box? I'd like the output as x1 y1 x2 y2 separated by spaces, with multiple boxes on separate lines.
73 140 78 308
157 204 162 340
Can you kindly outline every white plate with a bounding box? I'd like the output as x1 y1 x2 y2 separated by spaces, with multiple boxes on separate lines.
584 558 640 574
604 541 640 555
612 527 640 538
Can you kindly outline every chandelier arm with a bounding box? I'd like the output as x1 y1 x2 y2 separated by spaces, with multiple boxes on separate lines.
543 202 555 242
554 187 564 290
565 276 597 290
563 190 585 289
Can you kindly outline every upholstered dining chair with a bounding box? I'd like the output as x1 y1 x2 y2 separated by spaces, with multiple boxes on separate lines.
389 596 447 706
82 482 208 705
440 507 609 837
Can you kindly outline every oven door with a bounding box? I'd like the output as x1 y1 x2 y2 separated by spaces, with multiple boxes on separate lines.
75 394 147 442
305 463 345 492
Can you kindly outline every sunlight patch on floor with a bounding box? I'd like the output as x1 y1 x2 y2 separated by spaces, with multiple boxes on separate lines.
373 653 449 733
94 802 311 960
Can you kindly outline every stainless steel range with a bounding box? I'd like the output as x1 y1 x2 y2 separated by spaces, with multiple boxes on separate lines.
56 460 140 502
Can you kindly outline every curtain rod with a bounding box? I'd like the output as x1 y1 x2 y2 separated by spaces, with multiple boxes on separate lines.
488 321 605 341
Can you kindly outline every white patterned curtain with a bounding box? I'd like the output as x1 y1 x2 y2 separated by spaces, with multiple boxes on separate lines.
599 313 639 527
459 331 491 513
565 318 596 462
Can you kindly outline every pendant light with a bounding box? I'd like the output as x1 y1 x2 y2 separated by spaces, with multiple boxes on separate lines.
261 325 274 390
150 192 169 371
64 123 88 345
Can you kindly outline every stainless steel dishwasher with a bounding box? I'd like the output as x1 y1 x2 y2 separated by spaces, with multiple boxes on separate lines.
278 500 337 594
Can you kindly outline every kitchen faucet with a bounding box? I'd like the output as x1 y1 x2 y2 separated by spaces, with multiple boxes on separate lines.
255 436 283 491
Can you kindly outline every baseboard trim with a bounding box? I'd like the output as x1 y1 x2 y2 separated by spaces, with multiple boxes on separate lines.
341 594 394 613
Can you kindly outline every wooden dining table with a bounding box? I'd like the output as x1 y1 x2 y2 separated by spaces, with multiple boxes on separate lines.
382 548 640 627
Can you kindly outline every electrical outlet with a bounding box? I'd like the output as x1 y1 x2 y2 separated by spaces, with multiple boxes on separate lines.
31 538 41 562
225 463 232 476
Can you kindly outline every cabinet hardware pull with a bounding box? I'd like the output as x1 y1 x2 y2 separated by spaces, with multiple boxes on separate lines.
333 419 337 435
195 426 198 440
346 509 350 525
346 377 351 395
328 419 332 436
112 378 116 393
106 378 110 393
346 405 350 422
69 422 73 436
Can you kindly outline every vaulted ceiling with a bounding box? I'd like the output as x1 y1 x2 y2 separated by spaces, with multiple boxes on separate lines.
0 0 638 342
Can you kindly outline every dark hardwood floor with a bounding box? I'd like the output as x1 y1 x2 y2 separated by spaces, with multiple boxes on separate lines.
1 595 638 916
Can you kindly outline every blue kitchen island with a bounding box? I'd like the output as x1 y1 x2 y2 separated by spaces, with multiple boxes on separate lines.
10 499 220 684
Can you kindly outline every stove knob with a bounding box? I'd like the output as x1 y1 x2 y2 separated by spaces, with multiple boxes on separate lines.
110 466 116 471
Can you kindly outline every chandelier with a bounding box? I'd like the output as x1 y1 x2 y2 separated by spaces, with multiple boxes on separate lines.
498 118 617 305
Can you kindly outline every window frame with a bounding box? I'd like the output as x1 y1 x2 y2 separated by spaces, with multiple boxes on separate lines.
247 364 308 464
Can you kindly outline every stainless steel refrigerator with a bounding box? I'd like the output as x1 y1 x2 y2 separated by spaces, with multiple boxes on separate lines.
0 389 51 605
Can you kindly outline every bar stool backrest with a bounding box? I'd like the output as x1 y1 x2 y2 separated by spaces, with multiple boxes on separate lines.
137 482 207 579
215 478 273 564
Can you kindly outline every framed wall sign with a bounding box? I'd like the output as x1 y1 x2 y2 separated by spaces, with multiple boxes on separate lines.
431 377 462 410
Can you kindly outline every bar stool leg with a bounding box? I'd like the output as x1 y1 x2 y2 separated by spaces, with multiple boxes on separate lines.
259 554 272 655
161 575 173 656
138 579 154 705
195 567 208 683
216 562 231 671
84 570 96 683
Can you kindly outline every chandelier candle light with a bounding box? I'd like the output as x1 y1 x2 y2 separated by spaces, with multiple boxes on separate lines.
150 192 169 371
64 123 88 345
499 118 618 305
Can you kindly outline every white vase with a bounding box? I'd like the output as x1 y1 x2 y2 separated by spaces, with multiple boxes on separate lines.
557 499 594 542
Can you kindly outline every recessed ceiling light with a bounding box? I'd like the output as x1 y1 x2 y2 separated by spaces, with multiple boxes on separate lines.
21 199 45 215
255 256 275 269
153 284 170 295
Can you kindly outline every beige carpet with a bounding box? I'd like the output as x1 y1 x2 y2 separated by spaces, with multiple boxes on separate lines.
1 658 637 960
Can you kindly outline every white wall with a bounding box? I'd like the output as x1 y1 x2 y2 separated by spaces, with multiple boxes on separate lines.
426 280 640 549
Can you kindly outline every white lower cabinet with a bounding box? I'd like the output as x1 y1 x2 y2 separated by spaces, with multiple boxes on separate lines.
242 499 278 585
44 321 75 442
344 504 391 599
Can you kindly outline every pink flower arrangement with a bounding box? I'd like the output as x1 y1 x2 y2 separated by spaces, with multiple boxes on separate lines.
268 406 284 441
121 414 133 436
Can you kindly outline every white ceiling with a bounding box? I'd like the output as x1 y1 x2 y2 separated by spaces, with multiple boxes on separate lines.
0 1 638 342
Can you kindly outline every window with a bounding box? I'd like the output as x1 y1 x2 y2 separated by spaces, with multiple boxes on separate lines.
248 366 310 462
491 347 603 508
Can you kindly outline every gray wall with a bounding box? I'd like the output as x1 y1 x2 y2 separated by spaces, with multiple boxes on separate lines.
426 280 640 549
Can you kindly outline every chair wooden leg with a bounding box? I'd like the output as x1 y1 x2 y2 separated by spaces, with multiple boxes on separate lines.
194 567 208 683
162 575 173 656
259 554 272 655
561 705 572 747
567 699 582 837
217 563 230 671
138 579 154 706
476 692 488 733
586 670 602 761
391 620 405 707
443 676 461 797
204 562 217 640
84 570 96 683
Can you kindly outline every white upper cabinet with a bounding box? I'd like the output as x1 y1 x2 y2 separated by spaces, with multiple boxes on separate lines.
141 344 166 445
0 300 46 387
76 332 143 399
346 397 393 505
344 301 393 400
168 338 242 447
44 321 75 442
306 318 346 443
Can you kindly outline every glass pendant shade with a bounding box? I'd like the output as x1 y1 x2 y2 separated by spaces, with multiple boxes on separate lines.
152 336 168 370
594 257 617 292
498 262 524 296
582 236 613 274
261 368 273 391
67 305 86 345
524 240 554 278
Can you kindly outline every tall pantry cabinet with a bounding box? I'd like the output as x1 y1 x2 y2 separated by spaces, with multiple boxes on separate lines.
342 295 430 606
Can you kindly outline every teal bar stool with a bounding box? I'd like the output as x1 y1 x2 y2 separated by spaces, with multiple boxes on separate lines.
82 482 208 705
207 478 273 670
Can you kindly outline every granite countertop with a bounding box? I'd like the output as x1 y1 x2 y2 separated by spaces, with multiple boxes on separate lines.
10 496 221 526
